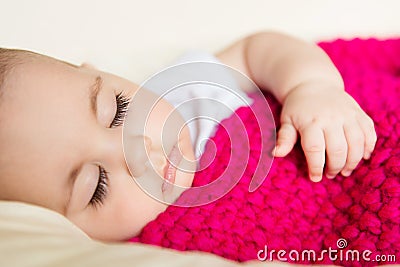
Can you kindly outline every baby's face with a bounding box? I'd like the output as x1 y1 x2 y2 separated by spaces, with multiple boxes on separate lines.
0 56 195 241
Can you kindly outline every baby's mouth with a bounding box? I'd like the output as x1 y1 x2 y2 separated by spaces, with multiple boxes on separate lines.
162 142 182 193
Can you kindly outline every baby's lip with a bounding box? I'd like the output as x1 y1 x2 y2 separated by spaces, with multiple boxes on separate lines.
162 143 182 193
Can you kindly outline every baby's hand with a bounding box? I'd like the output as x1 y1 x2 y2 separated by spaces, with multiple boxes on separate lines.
272 82 377 182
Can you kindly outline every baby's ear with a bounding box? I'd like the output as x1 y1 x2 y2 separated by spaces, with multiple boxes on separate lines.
80 62 97 70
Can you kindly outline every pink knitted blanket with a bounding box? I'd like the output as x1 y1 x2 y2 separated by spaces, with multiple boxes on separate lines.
130 38 400 266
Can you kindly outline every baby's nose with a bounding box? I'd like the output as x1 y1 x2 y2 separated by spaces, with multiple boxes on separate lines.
124 135 153 178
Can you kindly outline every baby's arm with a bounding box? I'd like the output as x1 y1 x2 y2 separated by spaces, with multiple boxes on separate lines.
216 31 377 182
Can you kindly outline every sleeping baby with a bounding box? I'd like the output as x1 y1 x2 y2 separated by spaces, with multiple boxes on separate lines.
0 31 376 241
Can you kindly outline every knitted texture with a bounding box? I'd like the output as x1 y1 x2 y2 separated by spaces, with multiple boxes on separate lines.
130 38 400 266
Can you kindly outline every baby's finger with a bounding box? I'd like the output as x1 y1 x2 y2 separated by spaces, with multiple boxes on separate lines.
273 122 297 157
341 123 364 176
300 124 325 182
358 116 377 159
324 126 347 178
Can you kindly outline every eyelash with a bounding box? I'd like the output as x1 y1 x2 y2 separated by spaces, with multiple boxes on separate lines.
110 92 130 128
90 166 108 208
89 92 130 207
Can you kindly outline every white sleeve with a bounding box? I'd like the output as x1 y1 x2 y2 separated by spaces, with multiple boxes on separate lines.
145 50 253 159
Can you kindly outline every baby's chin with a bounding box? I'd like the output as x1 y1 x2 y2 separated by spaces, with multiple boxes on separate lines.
162 168 194 206
175 168 195 188
176 132 196 188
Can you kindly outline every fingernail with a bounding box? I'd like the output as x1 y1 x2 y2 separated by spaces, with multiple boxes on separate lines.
310 175 321 182
326 174 335 179
364 152 371 160
342 170 352 177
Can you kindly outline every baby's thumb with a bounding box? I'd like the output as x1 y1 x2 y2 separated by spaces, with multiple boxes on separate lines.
272 122 297 157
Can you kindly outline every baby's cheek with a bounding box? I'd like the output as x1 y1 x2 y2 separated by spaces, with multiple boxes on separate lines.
107 178 167 239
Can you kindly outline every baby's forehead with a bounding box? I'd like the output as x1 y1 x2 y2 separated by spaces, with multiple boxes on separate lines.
6 55 76 87
0 57 85 125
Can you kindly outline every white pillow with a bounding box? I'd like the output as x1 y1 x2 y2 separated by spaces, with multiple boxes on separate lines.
0 201 313 267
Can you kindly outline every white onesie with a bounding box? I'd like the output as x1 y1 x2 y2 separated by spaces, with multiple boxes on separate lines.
145 51 253 159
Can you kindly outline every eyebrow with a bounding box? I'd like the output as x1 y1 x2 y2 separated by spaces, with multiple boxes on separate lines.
63 76 103 213
90 76 103 116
